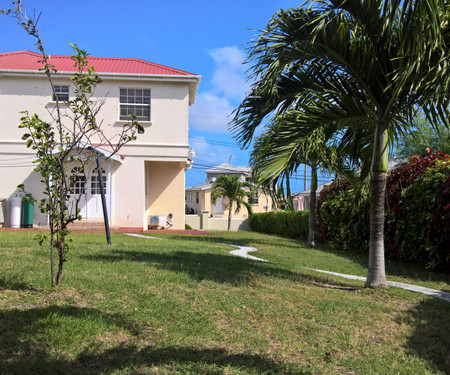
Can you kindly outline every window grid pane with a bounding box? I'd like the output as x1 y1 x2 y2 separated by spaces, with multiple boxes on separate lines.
53 85 69 101
120 88 151 121
91 169 107 195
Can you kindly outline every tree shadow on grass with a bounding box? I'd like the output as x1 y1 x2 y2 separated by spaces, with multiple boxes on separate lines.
400 298 450 374
0 305 310 374
81 248 362 291
0 273 36 291
155 232 307 251
156 233 450 288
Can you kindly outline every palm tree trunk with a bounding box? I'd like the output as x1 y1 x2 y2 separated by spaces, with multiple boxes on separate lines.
286 173 293 210
308 163 317 248
227 205 232 231
366 125 388 288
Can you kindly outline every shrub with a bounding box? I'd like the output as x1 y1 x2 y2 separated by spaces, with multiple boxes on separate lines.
249 211 309 240
185 223 192 230
392 160 450 269
316 149 450 270
317 179 370 253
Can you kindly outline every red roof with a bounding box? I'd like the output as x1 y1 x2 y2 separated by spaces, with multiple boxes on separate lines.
0 51 197 76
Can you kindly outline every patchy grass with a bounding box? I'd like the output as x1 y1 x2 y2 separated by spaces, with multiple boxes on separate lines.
0 230 449 374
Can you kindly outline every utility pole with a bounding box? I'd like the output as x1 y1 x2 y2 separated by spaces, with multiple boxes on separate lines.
304 164 307 191
229 155 232 164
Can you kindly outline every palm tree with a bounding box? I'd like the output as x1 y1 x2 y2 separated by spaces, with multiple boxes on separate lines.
232 0 449 288
211 175 253 231
250 114 343 247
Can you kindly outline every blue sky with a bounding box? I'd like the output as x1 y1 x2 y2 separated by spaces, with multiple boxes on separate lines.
0 0 332 191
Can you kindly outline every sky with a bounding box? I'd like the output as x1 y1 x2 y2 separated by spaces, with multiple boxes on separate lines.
0 0 333 191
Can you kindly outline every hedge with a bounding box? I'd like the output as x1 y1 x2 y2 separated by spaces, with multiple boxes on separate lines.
249 210 309 240
317 150 450 271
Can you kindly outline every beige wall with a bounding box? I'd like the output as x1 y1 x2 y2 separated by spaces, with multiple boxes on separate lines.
209 188 274 218
186 189 210 214
145 161 186 230
0 73 194 229
185 214 250 231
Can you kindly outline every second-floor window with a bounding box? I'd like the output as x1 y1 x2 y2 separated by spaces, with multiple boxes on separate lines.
196 192 200 204
120 88 151 121
53 85 69 101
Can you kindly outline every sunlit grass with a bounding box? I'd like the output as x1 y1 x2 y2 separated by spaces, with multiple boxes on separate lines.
0 230 448 374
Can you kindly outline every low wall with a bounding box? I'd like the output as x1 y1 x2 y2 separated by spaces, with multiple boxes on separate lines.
185 214 201 229
186 212 250 231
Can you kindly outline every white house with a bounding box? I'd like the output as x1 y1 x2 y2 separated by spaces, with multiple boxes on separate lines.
0 50 200 230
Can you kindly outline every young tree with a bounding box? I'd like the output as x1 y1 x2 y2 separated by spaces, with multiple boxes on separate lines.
232 0 449 288
211 175 253 231
12 5 144 286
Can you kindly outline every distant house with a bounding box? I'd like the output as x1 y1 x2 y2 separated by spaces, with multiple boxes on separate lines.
0 50 200 230
294 182 332 210
185 163 274 218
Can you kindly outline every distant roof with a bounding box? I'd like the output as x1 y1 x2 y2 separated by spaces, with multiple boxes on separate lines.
0 50 197 76
185 183 212 191
295 182 332 197
205 163 251 175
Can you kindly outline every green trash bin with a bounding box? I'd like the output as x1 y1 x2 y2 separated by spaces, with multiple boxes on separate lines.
21 194 34 228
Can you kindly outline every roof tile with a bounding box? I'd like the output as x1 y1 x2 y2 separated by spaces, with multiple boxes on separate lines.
0 50 196 76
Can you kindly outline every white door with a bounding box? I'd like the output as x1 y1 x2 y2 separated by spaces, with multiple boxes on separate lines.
68 166 87 218
86 168 107 219
213 196 224 215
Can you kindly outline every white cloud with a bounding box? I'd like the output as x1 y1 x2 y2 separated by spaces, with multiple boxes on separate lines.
208 46 249 100
189 92 235 133
190 45 249 134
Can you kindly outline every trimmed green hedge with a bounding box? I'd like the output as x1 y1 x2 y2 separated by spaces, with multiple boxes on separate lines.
249 211 309 240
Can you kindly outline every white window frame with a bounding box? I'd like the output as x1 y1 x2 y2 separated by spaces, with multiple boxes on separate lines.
196 192 200 204
53 85 69 102
119 88 151 121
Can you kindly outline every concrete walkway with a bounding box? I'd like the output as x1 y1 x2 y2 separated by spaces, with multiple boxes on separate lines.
122 233 450 303
223 244 268 262
226 243 450 303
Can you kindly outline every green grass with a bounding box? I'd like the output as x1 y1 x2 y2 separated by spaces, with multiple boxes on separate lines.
0 230 449 374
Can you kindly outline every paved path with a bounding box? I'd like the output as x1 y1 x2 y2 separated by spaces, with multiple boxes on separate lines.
123 233 163 240
122 233 450 303
306 268 450 303
223 244 268 262
226 243 450 303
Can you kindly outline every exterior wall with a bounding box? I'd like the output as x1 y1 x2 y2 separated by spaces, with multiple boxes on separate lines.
186 189 210 214
145 161 186 230
185 214 250 231
185 214 201 229
209 188 274 219
206 172 246 183
0 73 192 229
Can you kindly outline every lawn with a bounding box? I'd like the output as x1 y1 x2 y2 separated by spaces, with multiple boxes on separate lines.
0 230 449 374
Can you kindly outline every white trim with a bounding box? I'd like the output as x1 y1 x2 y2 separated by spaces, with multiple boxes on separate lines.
51 142 123 163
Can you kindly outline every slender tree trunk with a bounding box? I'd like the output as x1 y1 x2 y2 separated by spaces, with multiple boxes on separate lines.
50 226 55 287
227 203 232 231
56 247 64 285
308 163 317 248
366 125 388 288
